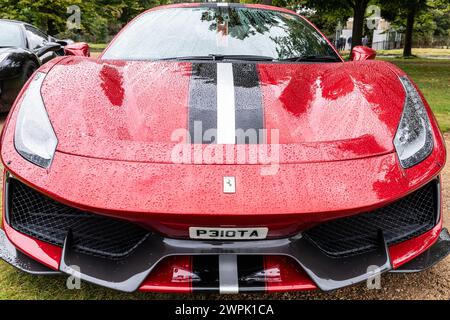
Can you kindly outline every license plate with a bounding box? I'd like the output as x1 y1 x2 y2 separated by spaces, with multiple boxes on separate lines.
189 227 268 240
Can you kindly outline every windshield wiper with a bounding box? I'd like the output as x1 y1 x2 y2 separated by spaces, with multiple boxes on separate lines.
279 55 341 62
159 54 275 62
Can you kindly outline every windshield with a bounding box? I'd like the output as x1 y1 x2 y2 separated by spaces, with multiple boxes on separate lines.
0 22 23 47
103 6 340 61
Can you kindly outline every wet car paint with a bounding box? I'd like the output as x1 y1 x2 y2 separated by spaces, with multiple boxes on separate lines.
38 58 407 162
0 103 445 239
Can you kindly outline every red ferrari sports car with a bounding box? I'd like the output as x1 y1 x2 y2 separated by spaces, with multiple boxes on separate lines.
0 3 449 294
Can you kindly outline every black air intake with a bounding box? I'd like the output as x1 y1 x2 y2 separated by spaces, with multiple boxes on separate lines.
303 180 439 258
8 179 150 260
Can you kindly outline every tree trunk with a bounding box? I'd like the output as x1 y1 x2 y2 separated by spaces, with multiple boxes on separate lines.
403 7 416 57
351 0 368 50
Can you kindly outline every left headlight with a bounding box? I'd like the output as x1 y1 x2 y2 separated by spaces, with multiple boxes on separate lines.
393 76 433 169
14 72 57 169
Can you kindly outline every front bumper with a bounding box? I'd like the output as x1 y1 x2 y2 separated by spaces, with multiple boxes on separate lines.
0 174 448 293
1 226 450 293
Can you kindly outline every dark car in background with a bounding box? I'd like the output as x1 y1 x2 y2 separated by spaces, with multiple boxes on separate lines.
0 19 89 112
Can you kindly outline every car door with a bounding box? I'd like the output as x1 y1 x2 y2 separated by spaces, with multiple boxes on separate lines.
24 25 56 64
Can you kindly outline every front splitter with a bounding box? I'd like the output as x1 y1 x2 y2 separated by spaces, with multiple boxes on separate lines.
1 228 450 293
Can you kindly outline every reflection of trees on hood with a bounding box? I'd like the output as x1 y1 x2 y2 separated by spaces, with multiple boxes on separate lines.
200 8 279 40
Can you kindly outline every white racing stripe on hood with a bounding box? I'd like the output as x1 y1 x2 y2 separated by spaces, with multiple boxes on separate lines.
216 63 236 144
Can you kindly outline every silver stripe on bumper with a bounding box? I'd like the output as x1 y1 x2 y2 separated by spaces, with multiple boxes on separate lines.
219 254 239 294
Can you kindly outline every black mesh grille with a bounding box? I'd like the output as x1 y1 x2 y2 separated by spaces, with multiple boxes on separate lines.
8 179 150 260
303 180 439 258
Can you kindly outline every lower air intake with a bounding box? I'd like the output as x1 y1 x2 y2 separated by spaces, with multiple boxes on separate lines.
8 179 149 260
303 180 439 258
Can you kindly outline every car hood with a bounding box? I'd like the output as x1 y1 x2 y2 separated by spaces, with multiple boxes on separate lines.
40 57 405 164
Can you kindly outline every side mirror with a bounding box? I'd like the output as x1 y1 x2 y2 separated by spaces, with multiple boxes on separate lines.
64 42 90 57
350 46 377 61
55 39 75 47
36 42 62 57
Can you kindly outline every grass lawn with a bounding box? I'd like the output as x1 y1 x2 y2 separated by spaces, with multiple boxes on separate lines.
377 48 450 57
0 57 449 300
379 57 450 132
88 43 108 52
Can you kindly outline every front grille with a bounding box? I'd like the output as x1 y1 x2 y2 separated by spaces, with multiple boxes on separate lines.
8 179 150 260
303 180 439 258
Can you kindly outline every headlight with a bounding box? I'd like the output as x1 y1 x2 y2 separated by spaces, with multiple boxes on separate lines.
14 72 57 168
393 76 433 168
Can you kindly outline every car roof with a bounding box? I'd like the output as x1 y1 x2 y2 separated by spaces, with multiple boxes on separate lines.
0 19 36 29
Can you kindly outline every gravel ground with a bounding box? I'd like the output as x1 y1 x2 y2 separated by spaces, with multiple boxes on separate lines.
0 115 449 300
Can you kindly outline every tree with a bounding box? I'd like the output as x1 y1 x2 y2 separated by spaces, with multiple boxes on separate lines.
298 0 372 49
379 0 428 56
308 11 352 39
350 0 371 48
0 0 164 42
0 0 75 35
379 0 450 57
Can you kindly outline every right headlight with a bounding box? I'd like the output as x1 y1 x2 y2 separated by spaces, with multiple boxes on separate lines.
14 72 58 169
393 76 433 169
